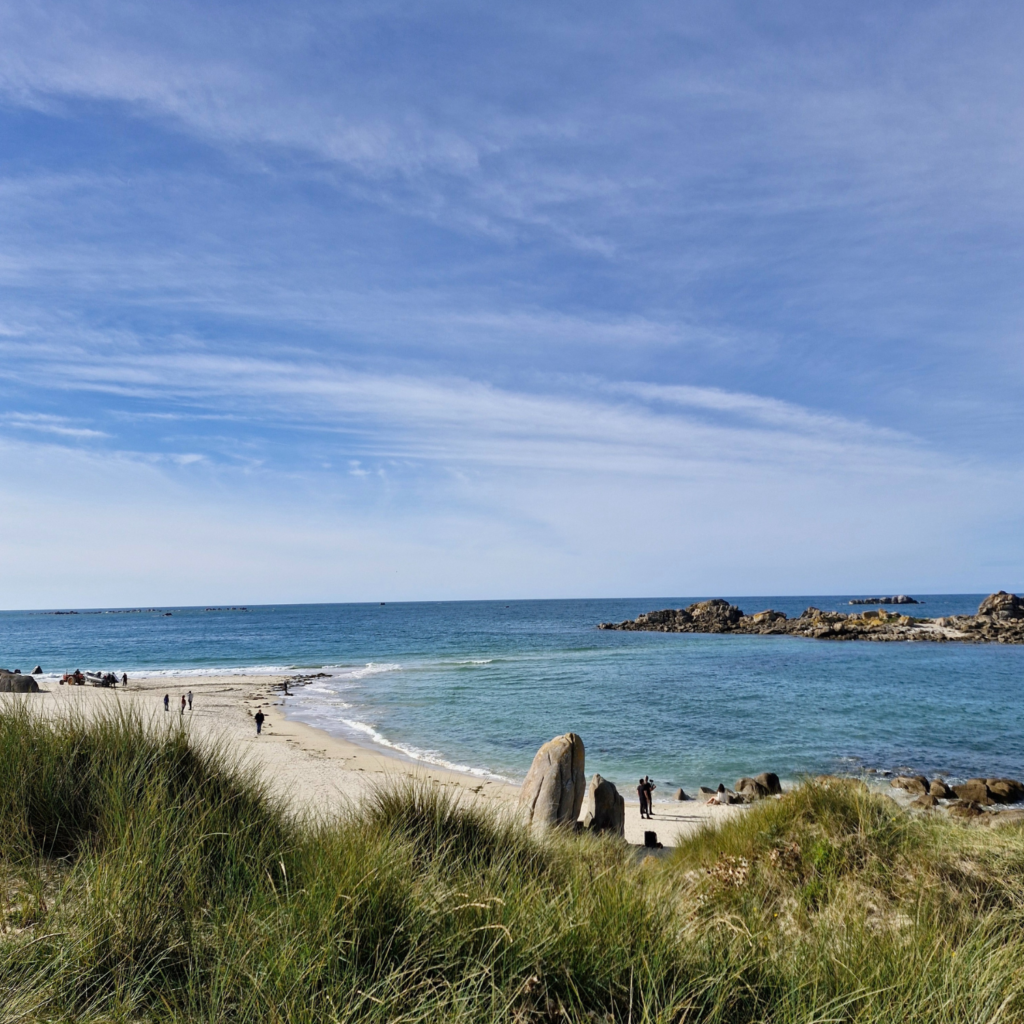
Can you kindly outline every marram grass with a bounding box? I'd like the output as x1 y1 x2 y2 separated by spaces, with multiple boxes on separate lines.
1 701 1023 1023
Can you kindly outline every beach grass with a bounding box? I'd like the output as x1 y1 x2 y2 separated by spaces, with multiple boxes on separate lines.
2 702 1023 1022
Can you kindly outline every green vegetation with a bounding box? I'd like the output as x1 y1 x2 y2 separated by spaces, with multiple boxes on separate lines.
2 703 1024 1023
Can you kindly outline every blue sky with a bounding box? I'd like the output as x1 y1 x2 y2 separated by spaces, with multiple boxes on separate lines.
1 1 1022 607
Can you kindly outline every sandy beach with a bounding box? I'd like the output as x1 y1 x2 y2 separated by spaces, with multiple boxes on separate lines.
25 671 747 847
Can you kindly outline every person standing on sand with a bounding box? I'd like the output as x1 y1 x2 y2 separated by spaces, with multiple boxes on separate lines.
187 690 193 710
163 693 169 711
122 673 127 686
254 708 265 736
637 778 649 819
644 776 657 815
180 695 186 715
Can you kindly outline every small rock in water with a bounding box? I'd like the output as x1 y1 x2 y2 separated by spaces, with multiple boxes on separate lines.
31 665 42 675
673 787 688 801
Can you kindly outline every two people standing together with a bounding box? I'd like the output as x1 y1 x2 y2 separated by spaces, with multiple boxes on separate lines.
637 775 657 819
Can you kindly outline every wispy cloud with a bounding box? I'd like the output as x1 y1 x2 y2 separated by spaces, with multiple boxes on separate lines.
1 412 108 439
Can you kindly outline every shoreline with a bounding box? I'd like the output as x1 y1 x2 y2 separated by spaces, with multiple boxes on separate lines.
15 665 1022 843
16 670 751 846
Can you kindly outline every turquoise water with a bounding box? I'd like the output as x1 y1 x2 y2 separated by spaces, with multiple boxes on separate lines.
2 596 1022 792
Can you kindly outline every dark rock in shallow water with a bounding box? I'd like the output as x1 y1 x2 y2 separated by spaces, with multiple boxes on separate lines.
674 787 688 801
0 673 41 693
31 665 42 675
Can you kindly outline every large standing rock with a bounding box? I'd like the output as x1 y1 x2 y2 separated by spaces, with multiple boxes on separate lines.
0 673 41 693
519 733 586 830
581 774 625 837
756 772 782 796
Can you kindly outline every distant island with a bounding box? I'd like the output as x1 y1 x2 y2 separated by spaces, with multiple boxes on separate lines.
848 595 918 605
599 591 1024 643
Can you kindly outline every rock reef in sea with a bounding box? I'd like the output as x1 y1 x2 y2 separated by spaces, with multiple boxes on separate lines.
598 592 1024 643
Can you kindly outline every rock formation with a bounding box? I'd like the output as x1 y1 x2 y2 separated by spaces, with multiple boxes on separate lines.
0 672 41 693
581 774 625 837
735 777 769 800
598 592 1024 644
519 732 586 830
891 775 929 796
849 595 918 605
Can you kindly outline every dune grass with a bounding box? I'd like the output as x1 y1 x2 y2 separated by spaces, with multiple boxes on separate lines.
1 701 1023 1022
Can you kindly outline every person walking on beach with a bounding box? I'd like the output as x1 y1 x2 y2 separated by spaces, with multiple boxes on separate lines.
180 694 186 716
637 778 649 819
187 690 193 710
163 693 169 712
254 708 265 736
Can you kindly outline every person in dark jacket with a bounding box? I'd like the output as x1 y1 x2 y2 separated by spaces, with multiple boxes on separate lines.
637 778 649 819
163 693 169 711
254 708 265 736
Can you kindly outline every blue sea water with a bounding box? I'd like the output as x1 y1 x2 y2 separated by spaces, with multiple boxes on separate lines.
2 595 1023 792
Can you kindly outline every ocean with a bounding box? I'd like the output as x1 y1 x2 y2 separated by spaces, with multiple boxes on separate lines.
2 595 1023 792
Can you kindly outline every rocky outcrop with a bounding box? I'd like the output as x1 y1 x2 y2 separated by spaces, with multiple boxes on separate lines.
891 775 929 796
977 591 1024 620
0 673 41 693
756 772 782 796
599 593 1024 644
736 777 769 800
985 778 1024 803
31 665 42 675
581 774 625 837
929 779 954 799
952 778 1024 806
519 733 586 830
849 595 918 605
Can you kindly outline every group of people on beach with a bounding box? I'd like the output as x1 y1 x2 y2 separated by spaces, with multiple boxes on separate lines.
637 775 657 818
160 691 266 737
163 691 194 714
